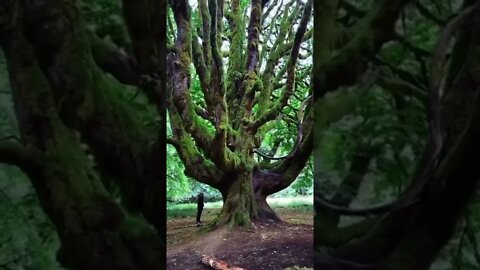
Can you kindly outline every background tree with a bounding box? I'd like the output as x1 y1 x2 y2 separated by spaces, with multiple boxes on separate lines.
167 0 313 227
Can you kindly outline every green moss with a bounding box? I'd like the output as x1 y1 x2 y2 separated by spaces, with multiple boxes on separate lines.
46 124 108 202
227 14 244 71
231 210 249 227
119 216 155 238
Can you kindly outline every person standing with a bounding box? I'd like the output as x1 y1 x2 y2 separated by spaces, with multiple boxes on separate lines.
196 192 204 226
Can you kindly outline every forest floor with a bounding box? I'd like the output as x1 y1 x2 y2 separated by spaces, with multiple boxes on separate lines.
167 197 313 270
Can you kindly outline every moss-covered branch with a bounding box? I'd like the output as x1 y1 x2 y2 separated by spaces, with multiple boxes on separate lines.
168 108 224 187
208 0 225 93
250 0 312 131
89 31 141 86
168 0 219 156
254 101 313 204
246 0 263 71
415 1 447 26
377 73 429 105
122 0 164 74
225 0 246 126
191 22 211 94
199 0 212 71
313 0 412 100
256 0 302 115
0 141 42 174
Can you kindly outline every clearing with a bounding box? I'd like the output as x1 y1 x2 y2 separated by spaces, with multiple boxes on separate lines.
167 197 314 270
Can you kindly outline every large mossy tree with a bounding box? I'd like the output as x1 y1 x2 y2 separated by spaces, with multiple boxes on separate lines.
313 0 480 269
0 0 166 269
167 0 313 227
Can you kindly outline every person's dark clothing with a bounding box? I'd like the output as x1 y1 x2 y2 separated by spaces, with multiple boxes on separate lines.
196 193 204 224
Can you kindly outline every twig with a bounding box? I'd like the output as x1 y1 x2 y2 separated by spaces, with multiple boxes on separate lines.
201 255 246 270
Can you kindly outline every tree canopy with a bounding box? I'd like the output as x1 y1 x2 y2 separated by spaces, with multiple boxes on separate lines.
167 0 313 227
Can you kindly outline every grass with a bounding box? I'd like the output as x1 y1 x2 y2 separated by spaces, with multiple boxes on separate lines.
167 195 313 218
267 196 312 208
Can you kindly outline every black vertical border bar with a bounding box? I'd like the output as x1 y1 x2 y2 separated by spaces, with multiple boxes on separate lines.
160 0 167 267
312 0 318 268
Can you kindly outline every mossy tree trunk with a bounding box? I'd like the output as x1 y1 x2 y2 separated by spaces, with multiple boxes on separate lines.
219 171 258 227
167 0 314 227
0 0 167 269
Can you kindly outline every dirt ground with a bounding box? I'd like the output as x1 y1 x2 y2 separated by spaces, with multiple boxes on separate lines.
167 207 313 270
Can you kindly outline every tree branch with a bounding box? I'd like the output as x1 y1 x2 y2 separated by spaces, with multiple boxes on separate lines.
168 109 224 187
122 0 164 74
89 31 141 86
246 0 263 71
0 141 42 174
257 0 303 114
312 3 480 216
253 149 289 160
377 73 429 105
415 1 447 26
168 0 215 153
314 0 411 100
250 0 312 131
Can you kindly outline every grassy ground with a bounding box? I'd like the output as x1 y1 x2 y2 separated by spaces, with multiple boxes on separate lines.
167 196 314 270
167 195 313 218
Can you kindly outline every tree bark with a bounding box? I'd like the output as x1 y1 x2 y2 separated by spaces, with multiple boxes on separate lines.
251 170 283 221
218 172 258 227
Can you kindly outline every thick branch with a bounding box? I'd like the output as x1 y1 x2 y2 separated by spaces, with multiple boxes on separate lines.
377 73 429 105
253 148 289 160
415 1 447 26
246 0 263 71
199 0 212 71
168 1 215 153
312 3 480 216
314 0 412 100
122 0 164 74
0 141 41 173
254 105 313 197
257 0 302 114
89 31 141 86
122 0 165 111
168 108 224 187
